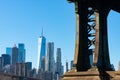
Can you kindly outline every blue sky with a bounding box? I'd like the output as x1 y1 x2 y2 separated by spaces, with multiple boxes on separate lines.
0 0 120 70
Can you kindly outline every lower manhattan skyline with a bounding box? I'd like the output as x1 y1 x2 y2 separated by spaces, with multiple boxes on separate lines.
0 0 120 71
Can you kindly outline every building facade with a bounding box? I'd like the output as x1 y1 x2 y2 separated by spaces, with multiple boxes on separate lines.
46 42 55 72
66 61 69 72
38 34 46 70
18 43 26 63
56 48 62 75
70 60 73 70
26 62 32 71
12 45 18 65
41 57 46 71
0 57 2 70
1 54 11 67
26 62 32 77
15 63 26 76
6 47 12 64
43 71 53 80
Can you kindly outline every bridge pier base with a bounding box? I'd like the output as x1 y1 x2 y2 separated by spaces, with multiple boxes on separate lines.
62 71 120 80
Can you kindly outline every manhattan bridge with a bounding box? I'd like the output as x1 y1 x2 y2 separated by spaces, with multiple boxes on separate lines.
67 0 120 71
63 0 120 80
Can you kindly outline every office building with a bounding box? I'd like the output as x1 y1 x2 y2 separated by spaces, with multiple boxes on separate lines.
29 68 37 78
0 57 2 70
46 42 55 72
12 45 18 65
26 62 32 77
6 47 12 64
56 48 62 75
15 62 32 77
42 71 53 80
15 63 26 76
66 61 69 72
18 43 26 63
38 32 46 70
70 60 73 70
61 65 64 74
1 54 10 67
26 62 32 71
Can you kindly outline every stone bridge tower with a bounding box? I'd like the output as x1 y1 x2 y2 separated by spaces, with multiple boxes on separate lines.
63 0 120 80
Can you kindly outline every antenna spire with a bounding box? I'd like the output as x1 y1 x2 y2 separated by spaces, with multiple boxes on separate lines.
41 28 43 36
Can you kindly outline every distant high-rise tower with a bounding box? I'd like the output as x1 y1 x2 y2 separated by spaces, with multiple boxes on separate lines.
38 30 46 70
70 60 73 70
6 47 12 64
26 62 32 71
0 57 2 70
56 48 62 75
66 60 69 72
12 44 18 65
26 62 32 77
2 54 11 67
46 42 55 72
18 43 26 63
61 65 64 74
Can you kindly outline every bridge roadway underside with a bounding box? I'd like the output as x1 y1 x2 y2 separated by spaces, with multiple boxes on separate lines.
83 0 120 12
109 0 120 13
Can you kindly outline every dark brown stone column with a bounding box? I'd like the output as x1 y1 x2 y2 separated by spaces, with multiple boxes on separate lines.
73 1 90 71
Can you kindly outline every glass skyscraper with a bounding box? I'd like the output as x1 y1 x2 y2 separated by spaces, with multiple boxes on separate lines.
12 45 18 65
46 42 55 72
6 47 12 64
18 43 26 63
70 60 73 70
38 34 46 70
26 62 32 76
56 48 62 75
2 54 11 67
45 42 55 80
